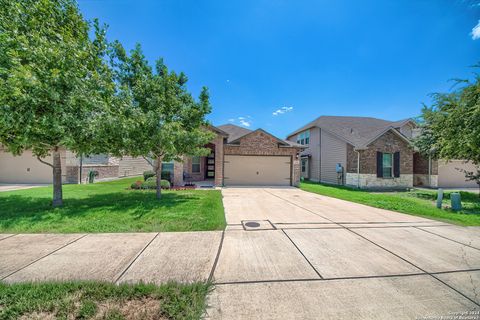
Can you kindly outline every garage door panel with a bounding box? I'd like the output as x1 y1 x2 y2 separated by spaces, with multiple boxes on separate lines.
224 155 291 186
0 151 52 184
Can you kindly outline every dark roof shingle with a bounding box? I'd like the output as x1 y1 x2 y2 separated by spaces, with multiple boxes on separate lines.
287 116 414 148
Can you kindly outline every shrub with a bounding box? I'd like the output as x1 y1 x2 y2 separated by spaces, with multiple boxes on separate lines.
130 180 143 189
141 179 157 189
135 179 171 190
143 170 155 181
161 179 171 189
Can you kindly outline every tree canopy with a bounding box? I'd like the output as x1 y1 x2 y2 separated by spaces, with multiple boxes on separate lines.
110 42 215 199
415 71 480 164
0 0 118 206
414 67 480 194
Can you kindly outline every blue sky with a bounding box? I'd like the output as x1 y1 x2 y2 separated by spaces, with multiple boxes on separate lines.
78 0 479 138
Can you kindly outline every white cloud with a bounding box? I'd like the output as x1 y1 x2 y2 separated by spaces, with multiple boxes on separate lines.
472 20 480 40
229 116 252 127
272 106 293 116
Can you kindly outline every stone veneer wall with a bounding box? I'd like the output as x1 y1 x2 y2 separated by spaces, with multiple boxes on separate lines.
414 174 438 188
224 131 301 186
346 173 414 189
345 131 414 189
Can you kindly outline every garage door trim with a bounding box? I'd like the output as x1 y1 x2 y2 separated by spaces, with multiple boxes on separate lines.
222 154 293 186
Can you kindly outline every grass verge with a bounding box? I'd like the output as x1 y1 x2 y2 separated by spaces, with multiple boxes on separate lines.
0 281 211 320
0 177 225 233
300 180 480 226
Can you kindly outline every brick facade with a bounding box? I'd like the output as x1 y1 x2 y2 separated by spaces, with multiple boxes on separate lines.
175 133 225 187
413 152 438 175
345 130 414 189
224 130 302 186
413 152 438 187
174 130 302 187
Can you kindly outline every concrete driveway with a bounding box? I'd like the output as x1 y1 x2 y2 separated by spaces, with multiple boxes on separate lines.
1 187 479 319
207 187 480 319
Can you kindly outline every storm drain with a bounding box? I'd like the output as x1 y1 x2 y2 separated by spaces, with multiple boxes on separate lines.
242 220 276 231
245 222 261 228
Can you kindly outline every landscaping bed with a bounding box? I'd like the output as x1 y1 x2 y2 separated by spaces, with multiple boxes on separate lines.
0 177 225 233
0 281 210 320
300 181 480 226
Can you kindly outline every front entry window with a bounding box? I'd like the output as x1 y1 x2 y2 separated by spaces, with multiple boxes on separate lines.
192 156 201 173
382 153 393 178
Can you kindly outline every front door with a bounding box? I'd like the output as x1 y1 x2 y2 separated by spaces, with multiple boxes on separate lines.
205 151 215 179
301 158 309 179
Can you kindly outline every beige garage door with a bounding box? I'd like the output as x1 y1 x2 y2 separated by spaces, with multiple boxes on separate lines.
224 155 291 186
438 160 478 188
0 150 52 183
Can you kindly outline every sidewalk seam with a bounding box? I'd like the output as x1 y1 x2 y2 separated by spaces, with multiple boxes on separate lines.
114 232 159 284
208 230 226 282
1 233 88 281
0 234 17 242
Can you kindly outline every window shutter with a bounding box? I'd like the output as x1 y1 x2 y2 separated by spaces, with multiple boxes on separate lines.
394 152 400 177
376 152 383 178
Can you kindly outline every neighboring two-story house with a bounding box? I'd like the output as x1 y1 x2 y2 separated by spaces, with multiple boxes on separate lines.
287 116 477 189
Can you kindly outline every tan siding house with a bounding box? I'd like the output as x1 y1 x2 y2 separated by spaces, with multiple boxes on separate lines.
320 130 347 185
288 115 478 190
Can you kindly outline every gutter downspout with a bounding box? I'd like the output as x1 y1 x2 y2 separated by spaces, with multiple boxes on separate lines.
79 154 83 184
355 148 360 189
428 154 431 188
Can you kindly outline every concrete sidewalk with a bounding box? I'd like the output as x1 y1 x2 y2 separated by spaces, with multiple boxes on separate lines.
1 187 480 319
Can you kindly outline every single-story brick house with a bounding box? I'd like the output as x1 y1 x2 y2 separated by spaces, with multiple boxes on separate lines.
287 116 478 189
170 124 304 187
0 124 305 187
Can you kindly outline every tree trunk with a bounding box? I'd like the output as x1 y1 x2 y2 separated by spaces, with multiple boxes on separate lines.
155 156 163 200
52 149 63 207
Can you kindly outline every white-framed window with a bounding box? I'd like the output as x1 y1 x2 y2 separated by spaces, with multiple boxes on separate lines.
301 158 307 173
382 153 393 178
296 130 310 145
192 156 201 173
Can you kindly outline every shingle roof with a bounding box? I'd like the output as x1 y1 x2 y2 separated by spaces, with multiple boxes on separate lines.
217 124 252 143
287 116 414 148
218 124 304 148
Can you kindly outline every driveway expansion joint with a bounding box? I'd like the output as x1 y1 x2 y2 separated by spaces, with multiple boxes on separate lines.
413 226 480 251
281 229 323 279
258 188 480 307
346 228 480 307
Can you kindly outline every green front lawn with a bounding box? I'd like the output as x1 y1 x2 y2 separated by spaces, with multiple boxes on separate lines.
0 281 210 320
0 177 225 233
300 181 480 226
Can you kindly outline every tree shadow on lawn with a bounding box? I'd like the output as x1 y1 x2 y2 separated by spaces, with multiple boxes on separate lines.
0 191 198 230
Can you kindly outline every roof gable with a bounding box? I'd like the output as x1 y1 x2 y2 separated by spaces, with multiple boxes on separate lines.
229 128 289 146
288 116 414 148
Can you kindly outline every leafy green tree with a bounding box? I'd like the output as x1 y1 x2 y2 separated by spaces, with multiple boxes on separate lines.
0 0 118 206
111 43 215 199
415 69 480 195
